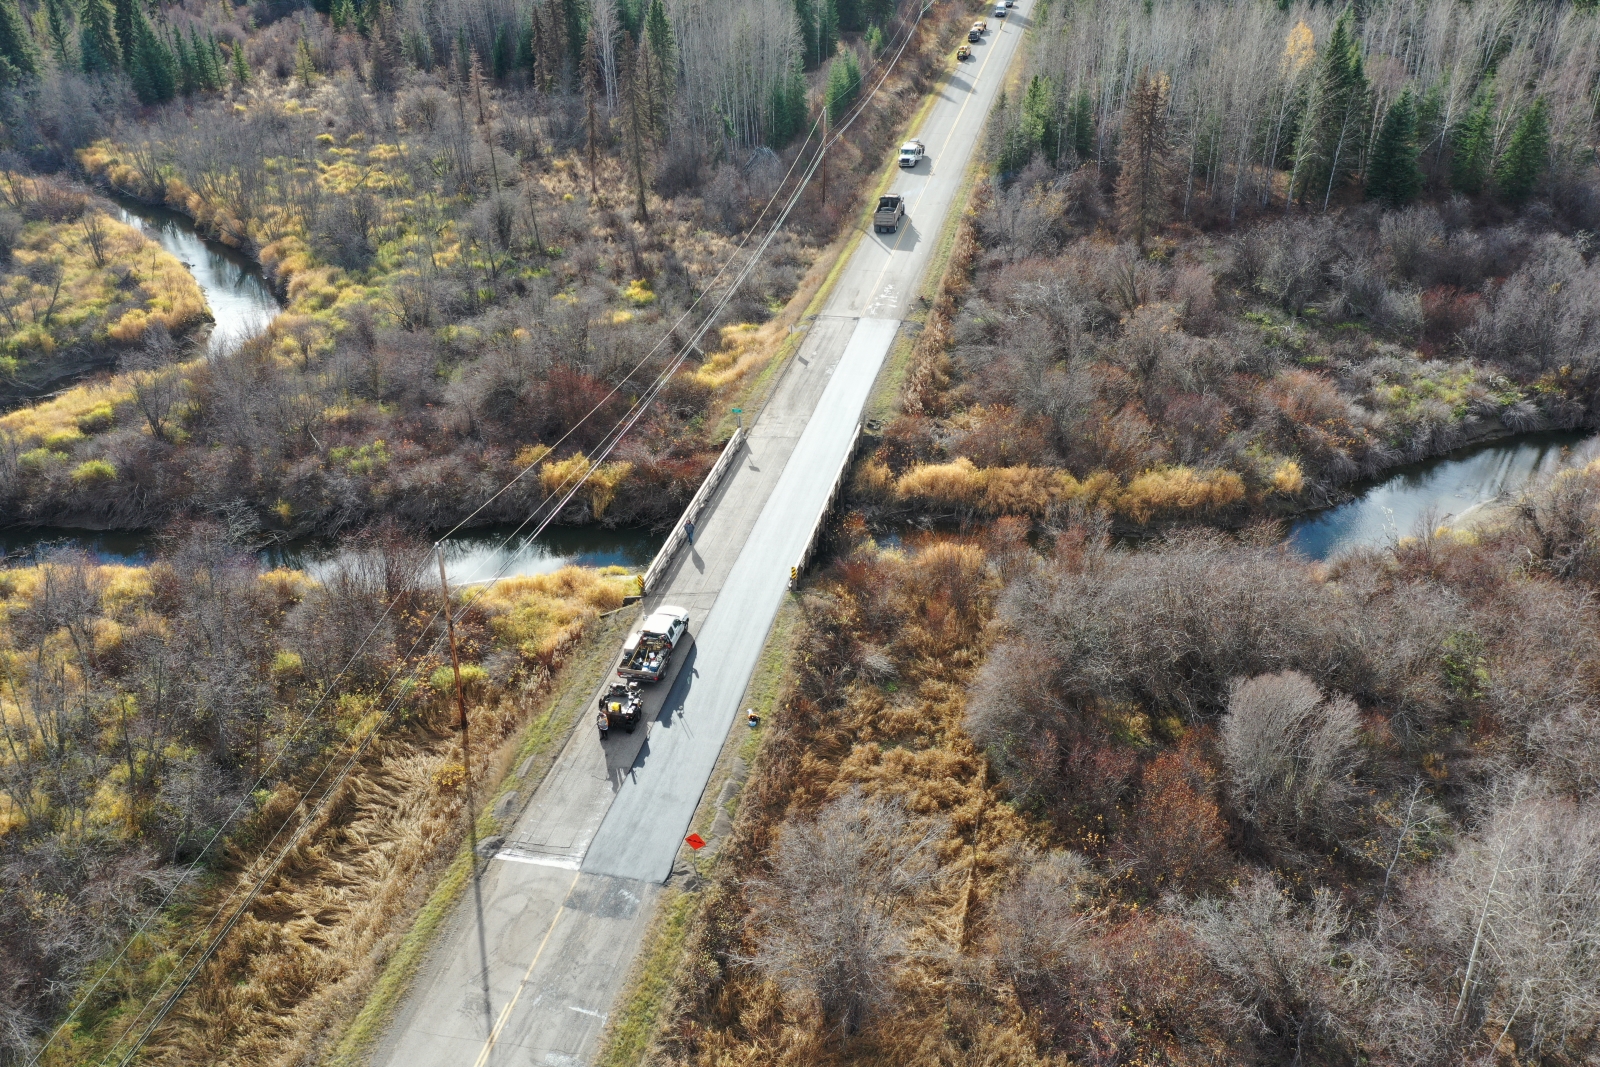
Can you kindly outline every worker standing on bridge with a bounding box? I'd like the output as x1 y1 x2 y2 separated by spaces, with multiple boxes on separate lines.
685 519 695 545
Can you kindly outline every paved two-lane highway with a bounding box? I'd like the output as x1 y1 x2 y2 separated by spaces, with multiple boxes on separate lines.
372 10 1030 1065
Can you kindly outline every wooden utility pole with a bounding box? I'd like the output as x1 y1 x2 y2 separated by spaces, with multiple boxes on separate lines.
436 545 471 783
821 105 828 204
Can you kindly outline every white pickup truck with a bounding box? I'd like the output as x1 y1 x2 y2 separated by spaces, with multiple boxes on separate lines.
898 140 926 168
616 606 690 683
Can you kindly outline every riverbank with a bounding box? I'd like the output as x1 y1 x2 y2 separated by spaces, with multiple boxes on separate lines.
0 175 210 411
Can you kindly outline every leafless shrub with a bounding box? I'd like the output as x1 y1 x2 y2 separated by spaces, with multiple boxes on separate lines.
1187 872 1357 1064
79 212 110 269
745 791 946 1037
987 849 1097 1004
1221 671 1362 841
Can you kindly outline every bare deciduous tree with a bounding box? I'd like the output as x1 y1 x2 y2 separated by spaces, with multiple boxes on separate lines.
746 791 945 1036
1430 785 1600 1058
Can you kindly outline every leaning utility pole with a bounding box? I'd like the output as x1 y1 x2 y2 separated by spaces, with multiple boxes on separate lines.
436 545 471 783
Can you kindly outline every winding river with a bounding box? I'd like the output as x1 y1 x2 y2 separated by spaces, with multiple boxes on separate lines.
1287 430 1598 559
10 204 1593 575
3 202 665 580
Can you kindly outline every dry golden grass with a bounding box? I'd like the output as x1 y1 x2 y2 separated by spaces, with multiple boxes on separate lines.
651 538 1054 1066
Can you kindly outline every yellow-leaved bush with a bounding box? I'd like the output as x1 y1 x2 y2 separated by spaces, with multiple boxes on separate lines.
892 457 1246 522
538 452 634 518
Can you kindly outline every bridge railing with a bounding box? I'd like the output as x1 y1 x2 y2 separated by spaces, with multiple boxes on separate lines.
640 428 746 594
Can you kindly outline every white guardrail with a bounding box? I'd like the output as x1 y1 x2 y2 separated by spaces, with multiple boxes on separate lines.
640 427 747 594
789 423 863 590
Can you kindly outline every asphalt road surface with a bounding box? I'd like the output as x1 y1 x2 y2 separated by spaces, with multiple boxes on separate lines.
372 11 1029 1065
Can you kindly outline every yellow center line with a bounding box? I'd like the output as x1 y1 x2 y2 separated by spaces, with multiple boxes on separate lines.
863 14 1014 309
472 870 582 1067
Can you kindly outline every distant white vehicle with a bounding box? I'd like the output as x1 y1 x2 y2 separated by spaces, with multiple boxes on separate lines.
994 3 1006 16
898 140 926 168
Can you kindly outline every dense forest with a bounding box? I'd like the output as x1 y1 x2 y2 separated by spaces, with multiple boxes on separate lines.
0 0 955 536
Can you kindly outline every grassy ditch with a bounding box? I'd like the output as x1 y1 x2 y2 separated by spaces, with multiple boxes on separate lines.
324 605 637 1067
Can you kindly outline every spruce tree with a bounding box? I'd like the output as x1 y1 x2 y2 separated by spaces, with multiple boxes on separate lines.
331 0 354 32
824 48 858 123
621 32 648 222
1366 86 1421 207
493 25 511 78
644 0 672 79
1289 8 1369 209
1020 74 1057 163
1067 90 1094 163
41 0 74 69
207 33 225 87
0 0 37 83
173 26 197 93
78 0 119 72
111 0 137 66
1450 81 1494 194
128 17 176 102
230 38 248 82
1493 97 1549 203
767 59 804 146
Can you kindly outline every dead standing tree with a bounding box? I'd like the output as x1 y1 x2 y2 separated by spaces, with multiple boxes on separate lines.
1115 68 1171 250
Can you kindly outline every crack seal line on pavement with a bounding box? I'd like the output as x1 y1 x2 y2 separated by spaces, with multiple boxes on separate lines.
471 870 583 1067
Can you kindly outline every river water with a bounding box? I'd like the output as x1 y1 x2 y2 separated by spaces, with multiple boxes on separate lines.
115 199 280 355
21 203 1593 574
0 201 666 581
1287 430 1598 559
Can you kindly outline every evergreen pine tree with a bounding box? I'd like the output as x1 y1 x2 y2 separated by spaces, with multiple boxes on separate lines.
128 16 176 102
1289 8 1369 209
1020 74 1057 163
230 38 248 82
78 0 118 72
1493 96 1550 203
0 0 38 83
111 0 137 66
1366 86 1421 207
331 0 354 32
365 0 401 90
41 0 74 68
1450 81 1494 194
